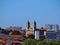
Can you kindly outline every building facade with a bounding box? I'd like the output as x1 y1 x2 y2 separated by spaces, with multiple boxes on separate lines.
46 31 57 41
45 24 59 32
26 21 36 37
35 27 47 40
45 24 60 41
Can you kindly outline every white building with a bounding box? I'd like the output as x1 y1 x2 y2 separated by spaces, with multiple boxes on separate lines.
35 28 47 40
35 30 40 40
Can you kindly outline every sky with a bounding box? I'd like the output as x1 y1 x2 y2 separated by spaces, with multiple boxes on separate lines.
0 0 60 29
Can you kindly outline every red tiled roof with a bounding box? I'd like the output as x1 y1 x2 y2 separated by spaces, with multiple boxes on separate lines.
0 39 6 44
36 28 48 31
11 35 22 38
13 40 20 43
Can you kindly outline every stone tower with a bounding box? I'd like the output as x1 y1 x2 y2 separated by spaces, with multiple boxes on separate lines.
26 20 36 37
26 20 30 31
32 21 36 30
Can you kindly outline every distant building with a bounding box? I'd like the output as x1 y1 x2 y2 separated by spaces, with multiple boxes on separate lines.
46 31 57 41
26 20 36 37
45 24 60 41
4 26 22 31
45 24 59 32
57 30 60 40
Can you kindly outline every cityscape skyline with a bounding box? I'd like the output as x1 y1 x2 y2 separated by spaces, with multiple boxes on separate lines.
0 0 60 28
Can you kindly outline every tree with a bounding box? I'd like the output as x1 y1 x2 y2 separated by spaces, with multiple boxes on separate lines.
53 41 60 45
43 39 54 45
37 41 45 45
37 39 54 45
22 39 60 45
22 39 38 45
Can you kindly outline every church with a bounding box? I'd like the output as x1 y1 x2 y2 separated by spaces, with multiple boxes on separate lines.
25 20 47 40
26 20 36 37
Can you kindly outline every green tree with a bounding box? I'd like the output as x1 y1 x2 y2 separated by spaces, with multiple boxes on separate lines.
22 39 38 45
37 41 45 45
53 41 60 45
37 39 54 45
43 39 54 45
22 39 60 45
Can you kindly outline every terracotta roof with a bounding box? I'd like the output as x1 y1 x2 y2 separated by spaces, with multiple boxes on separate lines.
13 41 20 43
0 39 6 44
36 28 48 31
11 35 22 38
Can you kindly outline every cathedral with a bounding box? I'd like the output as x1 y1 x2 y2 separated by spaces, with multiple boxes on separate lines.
26 20 36 37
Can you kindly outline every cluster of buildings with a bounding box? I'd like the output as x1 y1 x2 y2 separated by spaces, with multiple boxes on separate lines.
45 24 60 41
26 21 60 41
0 26 24 45
0 21 60 45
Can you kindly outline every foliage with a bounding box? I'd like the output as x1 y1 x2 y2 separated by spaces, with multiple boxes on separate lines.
22 39 38 45
22 39 60 45
53 41 60 45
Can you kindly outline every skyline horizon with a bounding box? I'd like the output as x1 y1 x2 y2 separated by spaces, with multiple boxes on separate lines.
0 21 60 29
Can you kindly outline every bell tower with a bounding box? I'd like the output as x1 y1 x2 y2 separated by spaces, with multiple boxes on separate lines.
32 21 36 30
26 20 30 31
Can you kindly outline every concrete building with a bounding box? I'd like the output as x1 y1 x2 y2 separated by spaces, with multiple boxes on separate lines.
35 30 40 40
45 24 60 41
35 27 47 40
57 30 60 40
46 31 57 41
45 24 59 32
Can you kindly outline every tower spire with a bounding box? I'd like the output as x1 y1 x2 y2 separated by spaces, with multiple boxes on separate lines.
32 20 36 30
26 20 30 30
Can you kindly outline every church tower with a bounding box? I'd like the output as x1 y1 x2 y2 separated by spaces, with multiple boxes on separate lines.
26 20 36 37
26 20 30 31
32 21 36 30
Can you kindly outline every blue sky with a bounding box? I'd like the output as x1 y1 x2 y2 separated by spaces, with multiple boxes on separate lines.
0 0 60 29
